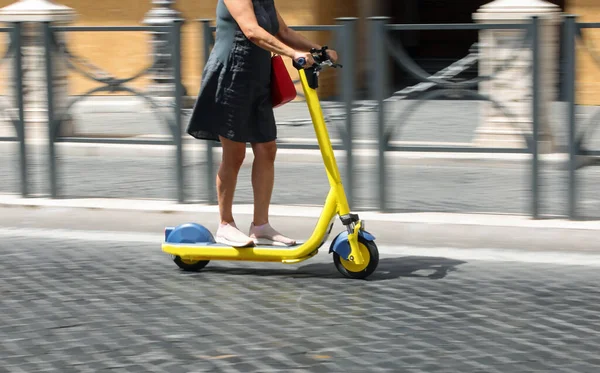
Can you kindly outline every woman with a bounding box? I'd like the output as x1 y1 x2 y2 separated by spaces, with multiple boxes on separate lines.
186 0 338 248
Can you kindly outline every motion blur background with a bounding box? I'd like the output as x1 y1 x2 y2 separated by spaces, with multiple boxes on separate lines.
3 2 600 373
1 0 600 219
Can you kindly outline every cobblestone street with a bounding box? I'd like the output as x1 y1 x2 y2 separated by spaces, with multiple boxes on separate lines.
2 231 600 372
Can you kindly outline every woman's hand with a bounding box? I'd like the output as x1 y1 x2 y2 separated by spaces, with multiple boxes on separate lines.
326 49 338 63
293 51 315 68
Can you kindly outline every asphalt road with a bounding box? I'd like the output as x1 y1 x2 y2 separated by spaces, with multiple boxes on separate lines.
2 225 600 372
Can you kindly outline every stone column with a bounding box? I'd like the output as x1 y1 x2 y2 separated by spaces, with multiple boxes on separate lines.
472 0 560 153
0 0 76 140
143 0 187 98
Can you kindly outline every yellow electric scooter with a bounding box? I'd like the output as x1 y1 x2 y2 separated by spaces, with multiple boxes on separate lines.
162 47 379 279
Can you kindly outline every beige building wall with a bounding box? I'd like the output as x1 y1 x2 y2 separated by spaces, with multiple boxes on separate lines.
566 0 600 105
0 0 358 98
0 0 597 103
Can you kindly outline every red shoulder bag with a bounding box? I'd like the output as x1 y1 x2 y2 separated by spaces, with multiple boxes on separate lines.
270 54 297 108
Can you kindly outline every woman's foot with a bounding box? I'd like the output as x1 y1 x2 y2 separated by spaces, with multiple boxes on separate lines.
215 222 255 248
249 222 297 246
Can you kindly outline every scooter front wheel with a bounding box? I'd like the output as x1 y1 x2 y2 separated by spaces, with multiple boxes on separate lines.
333 236 379 279
173 256 210 272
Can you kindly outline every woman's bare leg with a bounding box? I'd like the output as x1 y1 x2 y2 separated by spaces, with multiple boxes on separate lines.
214 136 255 247
250 141 277 225
249 140 296 246
217 136 246 224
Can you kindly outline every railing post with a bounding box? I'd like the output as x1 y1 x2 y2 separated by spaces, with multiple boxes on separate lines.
172 20 184 203
368 16 390 212
564 15 578 220
336 17 357 208
12 22 27 197
199 19 216 204
531 16 540 219
43 21 57 199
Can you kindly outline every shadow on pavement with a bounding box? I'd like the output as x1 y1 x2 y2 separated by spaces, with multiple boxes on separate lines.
189 256 467 281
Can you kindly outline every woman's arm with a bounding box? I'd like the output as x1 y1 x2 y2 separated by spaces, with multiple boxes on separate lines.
275 10 338 62
275 11 321 51
223 0 314 65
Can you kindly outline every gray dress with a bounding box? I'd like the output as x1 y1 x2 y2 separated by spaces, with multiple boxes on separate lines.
186 0 280 143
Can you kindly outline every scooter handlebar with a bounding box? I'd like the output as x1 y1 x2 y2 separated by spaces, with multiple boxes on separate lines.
293 46 342 71
296 57 307 67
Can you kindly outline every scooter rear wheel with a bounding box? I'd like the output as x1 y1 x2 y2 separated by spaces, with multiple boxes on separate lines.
173 256 210 272
333 236 379 279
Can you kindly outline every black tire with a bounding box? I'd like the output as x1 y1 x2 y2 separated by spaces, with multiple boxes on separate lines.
333 236 379 279
173 256 210 272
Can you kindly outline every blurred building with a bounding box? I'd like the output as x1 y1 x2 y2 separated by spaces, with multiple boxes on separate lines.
0 0 597 103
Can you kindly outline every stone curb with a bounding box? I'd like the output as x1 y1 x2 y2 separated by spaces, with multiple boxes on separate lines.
1 193 597 228
1 194 598 253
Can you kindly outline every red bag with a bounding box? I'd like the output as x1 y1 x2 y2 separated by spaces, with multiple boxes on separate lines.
270 54 297 108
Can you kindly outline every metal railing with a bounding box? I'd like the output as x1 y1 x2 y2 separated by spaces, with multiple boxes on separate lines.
1 15 599 220
367 16 542 215
564 16 600 220
0 23 25 197
42 21 186 202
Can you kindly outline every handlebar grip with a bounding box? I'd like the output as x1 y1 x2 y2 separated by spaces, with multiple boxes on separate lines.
292 57 306 70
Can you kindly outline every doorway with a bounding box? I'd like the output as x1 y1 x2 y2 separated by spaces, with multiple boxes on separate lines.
382 0 566 91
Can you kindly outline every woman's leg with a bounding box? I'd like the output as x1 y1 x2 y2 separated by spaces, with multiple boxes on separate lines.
215 136 254 247
249 140 296 246
217 136 246 224
250 140 277 226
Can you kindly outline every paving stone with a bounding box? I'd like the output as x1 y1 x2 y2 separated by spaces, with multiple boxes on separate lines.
1 234 600 372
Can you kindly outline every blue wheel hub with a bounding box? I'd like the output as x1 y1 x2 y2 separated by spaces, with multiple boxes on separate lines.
164 223 215 244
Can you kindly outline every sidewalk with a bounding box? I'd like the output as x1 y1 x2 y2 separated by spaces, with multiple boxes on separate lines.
3 144 600 214
2 138 600 217
1 194 599 253
1 96 600 218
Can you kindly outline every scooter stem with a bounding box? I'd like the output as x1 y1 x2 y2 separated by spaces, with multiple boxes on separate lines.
297 67 364 266
297 68 351 217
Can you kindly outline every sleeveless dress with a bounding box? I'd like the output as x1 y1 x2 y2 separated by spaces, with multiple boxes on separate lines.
186 0 280 143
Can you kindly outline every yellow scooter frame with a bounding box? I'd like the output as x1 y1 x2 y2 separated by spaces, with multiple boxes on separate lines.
162 48 379 279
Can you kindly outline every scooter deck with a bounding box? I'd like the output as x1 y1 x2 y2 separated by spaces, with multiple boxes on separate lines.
162 241 319 264
163 242 304 249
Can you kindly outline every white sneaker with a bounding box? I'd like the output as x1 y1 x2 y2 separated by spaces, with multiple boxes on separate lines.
215 222 255 248
249 222 297 246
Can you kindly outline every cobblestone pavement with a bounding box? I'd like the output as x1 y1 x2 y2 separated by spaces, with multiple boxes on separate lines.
2 233 600 372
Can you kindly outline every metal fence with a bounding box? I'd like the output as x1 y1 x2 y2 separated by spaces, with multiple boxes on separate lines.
563 16 600 220
42 21 186 202
367 17 542 215
0 23 25 197
1 15 599 220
